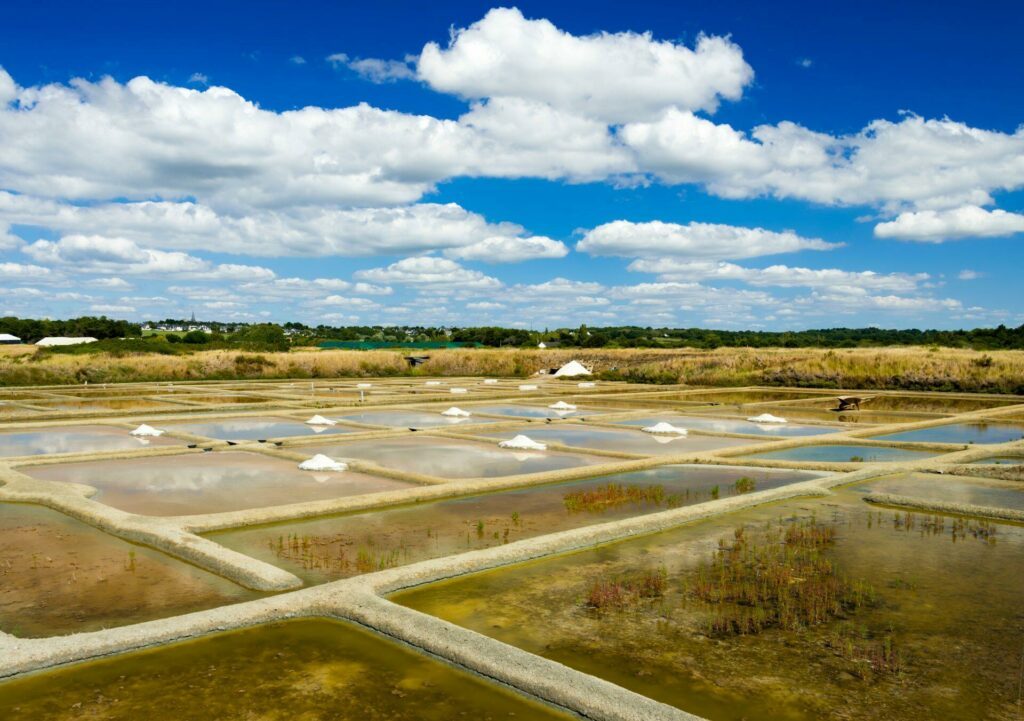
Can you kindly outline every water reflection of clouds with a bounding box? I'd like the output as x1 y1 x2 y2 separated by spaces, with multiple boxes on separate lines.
0 429 171 457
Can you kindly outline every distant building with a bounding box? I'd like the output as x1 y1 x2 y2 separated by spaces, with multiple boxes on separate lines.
0 333 21 345
35 337 99 347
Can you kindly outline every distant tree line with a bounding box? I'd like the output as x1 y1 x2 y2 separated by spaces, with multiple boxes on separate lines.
3 315 1024 351
0 316 141 343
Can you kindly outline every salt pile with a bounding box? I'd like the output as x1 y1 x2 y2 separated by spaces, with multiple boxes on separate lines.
483 379 498 384
129 424 164 437
747 413 788 424
306 415 337 426
425 380 442 386
641 422 688 435
298 454 348 472
553 360 592 377
450 387 468 394
577 382 596 388
548 401 577 410
356 382 372 388
519 384 538 391
441 407 472 417
498 435 547 451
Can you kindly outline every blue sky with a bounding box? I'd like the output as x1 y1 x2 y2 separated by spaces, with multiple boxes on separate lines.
0 1 1021 329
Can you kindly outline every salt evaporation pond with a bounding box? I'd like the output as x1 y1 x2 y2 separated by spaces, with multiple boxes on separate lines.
162 416 357 441
481 425 756 455
469 404 611 419
871 422 1024 445
24 451 414 515
0 620 571 720
397 485 1024 720
0 503 257 637
852 471 1024 510
0 424 182 457
331 409 500 428
616 415 835 437
305 435 603 479
743 444 939 463
209 464 824 583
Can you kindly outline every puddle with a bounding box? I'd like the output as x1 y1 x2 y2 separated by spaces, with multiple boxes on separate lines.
616 415 835 437
23 451 414 516
871 422 1024 445
0 619 570 720
852 472 1024 511
209 465 823 584
161 416 357 441
332 410 500 428
397 487 1024 720
481 426 756 455
0 425 182 457
0 503 257 637
743 444 940 463
305 436 602 479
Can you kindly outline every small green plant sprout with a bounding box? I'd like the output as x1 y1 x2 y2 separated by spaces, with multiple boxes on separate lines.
849 455 865 462
733 476 756 494
475 519 485 537
710 485 720 500
511 511 521 527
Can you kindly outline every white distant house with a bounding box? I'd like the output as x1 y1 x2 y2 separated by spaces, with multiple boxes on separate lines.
0 333 21 344
35 337 99 347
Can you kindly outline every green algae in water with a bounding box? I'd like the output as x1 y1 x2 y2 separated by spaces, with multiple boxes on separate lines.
209 465 821 584
0 619 572 720
396 489 1024 720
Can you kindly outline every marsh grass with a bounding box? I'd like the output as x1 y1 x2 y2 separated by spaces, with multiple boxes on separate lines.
3 346 1023 392
584 567 668 611
562 483 680 513
690 521 877 636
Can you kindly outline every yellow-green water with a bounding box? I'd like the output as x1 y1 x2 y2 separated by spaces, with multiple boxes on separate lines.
0 619 572 720
396 486 1024 720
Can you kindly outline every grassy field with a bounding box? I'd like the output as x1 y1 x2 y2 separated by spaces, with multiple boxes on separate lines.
1 346 1022 393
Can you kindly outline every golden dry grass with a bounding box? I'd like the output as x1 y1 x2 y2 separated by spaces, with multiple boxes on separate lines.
0 346 1022 393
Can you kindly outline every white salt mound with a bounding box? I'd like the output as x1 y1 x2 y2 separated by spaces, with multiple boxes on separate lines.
498 435 547 451
298 454 348 472
450 387 468 394
577 382 596 388
553 360 592 377
441 407 471 417
356 382 372 388
747 413 788 424
641 422 688 436
306 415 337 426
129 424 164 437
548 401 577 410
425 381 442 386
483 379 498 384
519 384 538 391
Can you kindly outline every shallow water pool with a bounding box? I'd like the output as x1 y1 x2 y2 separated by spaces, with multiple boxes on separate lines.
742 444 939 463
0 424 182 457
0 619 570 720
24 451 414 515
0 503 257 637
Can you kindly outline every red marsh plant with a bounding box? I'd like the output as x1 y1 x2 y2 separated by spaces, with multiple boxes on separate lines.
584 567 668 611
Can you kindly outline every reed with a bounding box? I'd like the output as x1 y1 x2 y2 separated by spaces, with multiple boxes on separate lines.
3 346 1023 392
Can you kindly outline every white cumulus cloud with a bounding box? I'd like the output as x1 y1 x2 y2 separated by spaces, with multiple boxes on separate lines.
874 205 1024 242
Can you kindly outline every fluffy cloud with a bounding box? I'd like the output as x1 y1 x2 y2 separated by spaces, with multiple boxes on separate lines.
0 222 21 250
0 193 566 261
417 8 753 122
628 259 928 293
577 220 837 260
874 205 1024 242
354 257 501 288
23 235 275 279
444 233 568 262
0 261 51 280
621 111 1024 211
